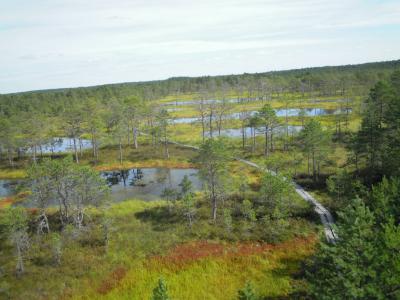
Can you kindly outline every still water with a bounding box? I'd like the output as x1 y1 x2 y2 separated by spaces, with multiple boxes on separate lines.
31 138 92 154
172 108 351 124
0 168 202 203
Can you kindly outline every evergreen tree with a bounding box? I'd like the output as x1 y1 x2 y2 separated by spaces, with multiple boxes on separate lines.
151 278 170 300
0 207 30 277
256 104 278 156
197 138 229 221
308 186 400 300
179 175 192 197
238 282 258 300
299 119 330 184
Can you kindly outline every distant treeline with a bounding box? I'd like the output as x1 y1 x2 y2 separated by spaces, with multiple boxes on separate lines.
1 59 400 116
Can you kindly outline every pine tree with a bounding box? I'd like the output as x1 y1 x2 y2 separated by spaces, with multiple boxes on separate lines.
238 282 258 300
308 199 381 299
151 278 170 300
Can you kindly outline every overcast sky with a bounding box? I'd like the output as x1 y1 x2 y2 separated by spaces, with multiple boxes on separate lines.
1 0 399 93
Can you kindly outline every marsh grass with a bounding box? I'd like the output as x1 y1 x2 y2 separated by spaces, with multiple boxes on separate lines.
0 197 318 300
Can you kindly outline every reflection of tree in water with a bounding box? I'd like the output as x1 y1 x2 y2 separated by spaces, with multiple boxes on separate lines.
104 171 120 186
130 169 145 186
120 169 129 186
155 168 170 184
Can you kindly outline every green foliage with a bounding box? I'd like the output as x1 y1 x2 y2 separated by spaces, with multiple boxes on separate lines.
307 178 400 299
299 119 331 184
326 169 367 210
369 177 400 227
27 157 109 230
223 208 233 231
307 199 377 299
197 138 230 220
181 193 196 227
238 281 258 300
178 175 192 197
161 188 178 211
354 70 400 180
151 278 170 300
241 200 256 223
259 172 292 218
0 207 28 234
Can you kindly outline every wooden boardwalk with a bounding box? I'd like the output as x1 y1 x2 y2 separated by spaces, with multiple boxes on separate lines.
156 137 337 243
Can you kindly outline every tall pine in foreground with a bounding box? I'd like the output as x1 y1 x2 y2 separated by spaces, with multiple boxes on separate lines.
307 179 400 299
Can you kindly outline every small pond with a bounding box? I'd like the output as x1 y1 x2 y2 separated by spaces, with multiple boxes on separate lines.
0 179 25 198
29 138 92 154
0 168 202 204
102 168 202 201
206 125 303 138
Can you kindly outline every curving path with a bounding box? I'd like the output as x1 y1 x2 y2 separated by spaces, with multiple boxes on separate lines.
235 157 337 243
152 136 337 243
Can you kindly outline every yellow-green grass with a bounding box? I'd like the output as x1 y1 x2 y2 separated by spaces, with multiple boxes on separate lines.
1 199 318 299
85 236 316 300
0 142 198 178
0 168 27 179
156 91 355 104
0 192 30 209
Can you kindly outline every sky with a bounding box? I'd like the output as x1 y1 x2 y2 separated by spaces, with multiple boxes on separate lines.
0 0 400 94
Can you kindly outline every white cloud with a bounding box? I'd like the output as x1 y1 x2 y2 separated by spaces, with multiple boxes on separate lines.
0 0 399 93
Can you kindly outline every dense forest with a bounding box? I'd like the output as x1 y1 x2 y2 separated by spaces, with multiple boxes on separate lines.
1 60 399 116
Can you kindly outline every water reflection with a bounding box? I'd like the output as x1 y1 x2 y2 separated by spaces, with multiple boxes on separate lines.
1 168 202 204
30 137 92 154
206 125 303 138
101 168 202 201
0 179 24 197
172 108 352 124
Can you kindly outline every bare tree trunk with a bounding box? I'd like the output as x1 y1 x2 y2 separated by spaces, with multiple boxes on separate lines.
242 125 245 149
32 145 37 164
8 149 14 168
252 128 256 153
164 131 170 159
312 150 316 184
270 130 274 152
16 243 24 277
37 211 50 234
73 138 79 163
264 126 269 156
209 111 213 138
211 188 217 221
92 135 95 158
285 113 289 151
119 137 123 164
201 115 205 142
218 115 222 136
133 127 138 149
79 138 83 157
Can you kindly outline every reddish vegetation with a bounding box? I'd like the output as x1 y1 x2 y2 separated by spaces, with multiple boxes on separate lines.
0 192 31 210
97 267 128 295
151 235 316 268
0 197 14 209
